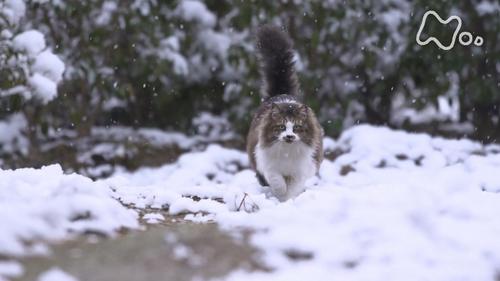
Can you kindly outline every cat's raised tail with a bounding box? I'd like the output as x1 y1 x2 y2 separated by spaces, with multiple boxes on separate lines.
256 25 299 98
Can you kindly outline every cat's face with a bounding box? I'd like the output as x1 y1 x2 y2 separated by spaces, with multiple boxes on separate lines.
263 102 312 145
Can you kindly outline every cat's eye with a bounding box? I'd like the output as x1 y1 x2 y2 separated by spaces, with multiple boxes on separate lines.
293 125 303 131
275 125 286 131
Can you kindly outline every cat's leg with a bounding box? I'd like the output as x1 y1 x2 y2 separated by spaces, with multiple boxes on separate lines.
285 157 316 200
285 176 306 200
266 173 287 200
256 172 269 186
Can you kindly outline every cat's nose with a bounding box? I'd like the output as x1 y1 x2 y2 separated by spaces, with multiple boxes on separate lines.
284 135 296 142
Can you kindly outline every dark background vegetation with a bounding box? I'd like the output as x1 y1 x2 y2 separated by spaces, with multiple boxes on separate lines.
1 0 499 170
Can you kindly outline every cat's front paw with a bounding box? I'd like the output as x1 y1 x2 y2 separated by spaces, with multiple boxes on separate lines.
267 175 287 199
270 183 286 198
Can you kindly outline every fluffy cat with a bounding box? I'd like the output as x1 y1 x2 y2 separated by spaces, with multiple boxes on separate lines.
246 25 323 201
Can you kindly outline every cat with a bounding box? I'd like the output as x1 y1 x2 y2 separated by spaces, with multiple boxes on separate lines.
246 25 323 201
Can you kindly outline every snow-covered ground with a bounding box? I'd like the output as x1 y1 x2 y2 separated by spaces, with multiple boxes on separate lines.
0 165 138 280
2 125 500 281
0 165 137 257
107 125 500 281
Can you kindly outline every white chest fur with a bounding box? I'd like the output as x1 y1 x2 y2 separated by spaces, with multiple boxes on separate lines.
255 141 316 180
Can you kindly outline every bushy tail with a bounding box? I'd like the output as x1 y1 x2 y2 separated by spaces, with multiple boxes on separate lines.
256 25 299 98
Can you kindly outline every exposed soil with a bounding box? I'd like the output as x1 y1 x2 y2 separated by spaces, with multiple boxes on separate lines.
14 221 266 281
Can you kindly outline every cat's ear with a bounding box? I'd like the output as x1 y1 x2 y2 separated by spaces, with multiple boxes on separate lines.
298 104 308 118
270 103 281 119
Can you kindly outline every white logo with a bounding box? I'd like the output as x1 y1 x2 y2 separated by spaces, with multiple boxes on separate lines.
416 10 484 50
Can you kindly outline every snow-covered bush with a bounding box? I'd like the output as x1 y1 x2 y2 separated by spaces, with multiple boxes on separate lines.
1 0 499 153
1 0 64 103
23 0 247 135
0 0 65 156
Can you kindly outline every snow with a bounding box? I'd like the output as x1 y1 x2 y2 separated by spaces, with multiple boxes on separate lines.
88 121 234 152
158 36 189 76
102 125 500 281
392 74 460 126
193 112 234 140
2 124 500 280
0 113 28 154
26 49 64 104
175 0 216 28
0 261 23 281
1 0 26 25
142 213 165 224
1 30 13 39
476 1 500 15
380 9 406 32
165 234 205 266
95 1 117 26
12 30 46 56
0 165 138 257
331 125 483 171
102 96 126 110
90 126 197 149
37 268 78 281
28 73 58 103
6 25 65 104
200 30 231 58
103 144 252 210
32 51 66 83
